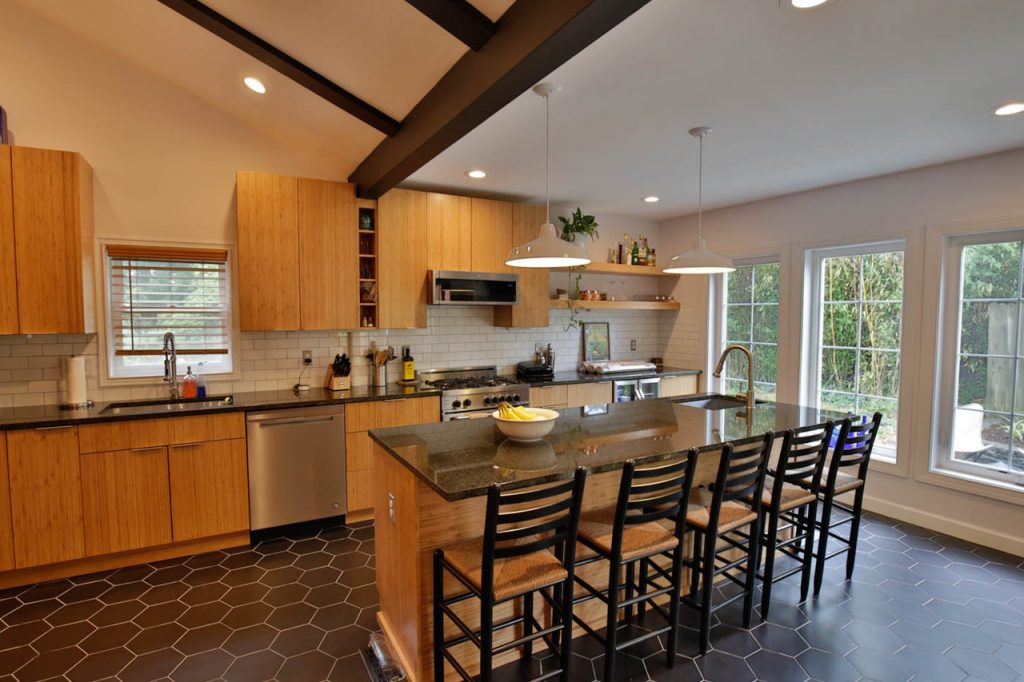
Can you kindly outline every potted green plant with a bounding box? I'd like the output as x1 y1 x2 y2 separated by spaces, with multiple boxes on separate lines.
558 208 599 330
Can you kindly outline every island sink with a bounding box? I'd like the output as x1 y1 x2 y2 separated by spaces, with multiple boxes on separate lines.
674 393 767 410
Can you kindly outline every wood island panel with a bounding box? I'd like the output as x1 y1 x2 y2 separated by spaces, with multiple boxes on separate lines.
0 435 14 571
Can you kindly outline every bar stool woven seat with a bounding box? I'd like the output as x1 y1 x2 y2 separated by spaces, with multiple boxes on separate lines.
443 537 569 602
577 507 678 562
804 470 863 494
686 498 758 533
755 477 818 512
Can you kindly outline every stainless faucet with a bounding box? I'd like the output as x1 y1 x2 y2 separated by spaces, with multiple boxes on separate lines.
162 332 179 399
712 344 754 414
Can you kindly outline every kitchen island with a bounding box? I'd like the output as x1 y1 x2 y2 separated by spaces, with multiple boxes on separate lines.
369 397 844 681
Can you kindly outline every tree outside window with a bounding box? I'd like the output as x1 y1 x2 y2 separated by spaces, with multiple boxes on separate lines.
724 262 780 402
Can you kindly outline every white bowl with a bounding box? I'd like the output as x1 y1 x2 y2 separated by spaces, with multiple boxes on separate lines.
491 407 560 442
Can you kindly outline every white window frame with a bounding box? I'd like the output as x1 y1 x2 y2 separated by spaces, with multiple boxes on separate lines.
933 229 1024 489
97 238 240 385
713 255 781 399
805 240 907 462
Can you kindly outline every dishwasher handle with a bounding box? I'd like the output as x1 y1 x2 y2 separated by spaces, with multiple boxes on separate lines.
254 415 336 427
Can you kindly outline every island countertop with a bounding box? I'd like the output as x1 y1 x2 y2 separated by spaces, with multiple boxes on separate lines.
369 397 846 502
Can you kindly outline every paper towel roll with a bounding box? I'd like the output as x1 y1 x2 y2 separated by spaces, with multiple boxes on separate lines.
65 356 87 406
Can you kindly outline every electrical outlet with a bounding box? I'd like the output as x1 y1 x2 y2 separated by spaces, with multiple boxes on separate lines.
302 350 313 365
388 493 396 523
630 339 637 351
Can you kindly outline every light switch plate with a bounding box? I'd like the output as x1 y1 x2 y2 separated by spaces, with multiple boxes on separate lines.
630 340 637 351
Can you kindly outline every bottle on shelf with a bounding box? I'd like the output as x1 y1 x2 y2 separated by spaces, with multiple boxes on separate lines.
631 239 640 265
643 237 651 266
649 248 657 267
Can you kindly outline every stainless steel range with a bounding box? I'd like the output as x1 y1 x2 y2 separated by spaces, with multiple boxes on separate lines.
420 366 531 421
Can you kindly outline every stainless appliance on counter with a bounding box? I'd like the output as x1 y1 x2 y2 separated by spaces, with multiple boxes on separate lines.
246 404 346 530
613 376 661 402
430 270 518 305
421 366 531 421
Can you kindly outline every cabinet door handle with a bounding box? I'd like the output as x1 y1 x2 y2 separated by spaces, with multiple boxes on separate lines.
169 442 201 449
383 398 408 403
256 416 334 427
36 425 73 431
131 446 164 453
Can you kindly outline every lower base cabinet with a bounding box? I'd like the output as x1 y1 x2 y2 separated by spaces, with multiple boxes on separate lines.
81 447 172 556
660 374 699 397
0 436 14 571
7 427 85 569
169 438 249 541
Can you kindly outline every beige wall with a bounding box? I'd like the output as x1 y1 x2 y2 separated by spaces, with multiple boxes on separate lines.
658 147 1024 556
1 1 339 245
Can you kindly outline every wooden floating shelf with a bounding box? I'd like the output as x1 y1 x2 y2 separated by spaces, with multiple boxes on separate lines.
549 299 680 311
554 262 676 277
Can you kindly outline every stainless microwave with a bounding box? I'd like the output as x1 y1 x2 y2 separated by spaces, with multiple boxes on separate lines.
430 270 518 305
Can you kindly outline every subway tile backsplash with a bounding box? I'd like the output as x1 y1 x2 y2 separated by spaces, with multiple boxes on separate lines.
0 307 676 407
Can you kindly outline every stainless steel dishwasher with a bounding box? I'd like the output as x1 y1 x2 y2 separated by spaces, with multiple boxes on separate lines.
246 404 346 530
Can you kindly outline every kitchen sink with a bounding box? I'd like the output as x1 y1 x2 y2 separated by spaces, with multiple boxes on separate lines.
100 395 235 417
674 394 766 410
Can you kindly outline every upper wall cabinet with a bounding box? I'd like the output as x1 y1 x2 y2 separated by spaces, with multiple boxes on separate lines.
494 203 549 328
377 189 428 329
470 197 513 273
236 171 358 331
0 145 95 334
426 192 472 271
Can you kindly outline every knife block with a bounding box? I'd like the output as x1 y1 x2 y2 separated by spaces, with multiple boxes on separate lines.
324 368 351 391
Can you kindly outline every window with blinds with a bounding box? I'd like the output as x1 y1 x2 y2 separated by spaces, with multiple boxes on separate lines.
105 245 233 378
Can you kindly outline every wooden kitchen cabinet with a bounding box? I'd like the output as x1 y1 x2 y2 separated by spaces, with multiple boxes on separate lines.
660 374 699 398
494 203 549 328
7 426 85 568
236 171 301 331
6 145 95 335
298 178 359 330
426 192 472 271
566 381 613 407
80 447 172 556
345 396 439 517
470 197 513 273
0 435 14 571
529 385 568 409
0 147 18 335
169 438 249 541
378 189 428 328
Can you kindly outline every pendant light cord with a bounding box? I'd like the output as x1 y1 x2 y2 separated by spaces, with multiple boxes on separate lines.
545 91 550 225
697 132 704 244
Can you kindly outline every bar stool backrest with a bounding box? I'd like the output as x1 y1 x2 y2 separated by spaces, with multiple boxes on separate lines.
773 422 835 501
480 467 588 595
611 450 698 554
707 433 774 524
827 413 883 485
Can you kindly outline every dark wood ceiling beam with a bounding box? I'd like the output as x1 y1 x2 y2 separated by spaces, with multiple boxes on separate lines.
350 0 651 198
156 0 400 136
405 0 496 51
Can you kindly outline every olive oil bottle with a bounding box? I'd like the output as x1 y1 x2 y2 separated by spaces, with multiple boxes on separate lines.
402 346 415 382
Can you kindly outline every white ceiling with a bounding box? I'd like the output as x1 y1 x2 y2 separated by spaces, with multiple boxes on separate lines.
15 0 514 177
405 0 1024 219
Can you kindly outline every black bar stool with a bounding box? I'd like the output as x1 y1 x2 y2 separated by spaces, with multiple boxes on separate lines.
754 422 834 619
812 413 883 595
682 433 773 655
432 467 587 682
571 452 697 682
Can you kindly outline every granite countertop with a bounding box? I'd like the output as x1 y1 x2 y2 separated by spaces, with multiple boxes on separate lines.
522 366 701 387
0 384 441 431
369 398 847 502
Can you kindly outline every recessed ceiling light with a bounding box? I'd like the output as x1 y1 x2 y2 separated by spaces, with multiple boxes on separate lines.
994 102 1024 117
465 169 487 179
791 0 831 8
643 196 660 203
243 77 266 94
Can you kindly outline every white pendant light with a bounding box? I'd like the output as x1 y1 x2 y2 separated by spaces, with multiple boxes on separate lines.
506 83 591 268
663 127 735 275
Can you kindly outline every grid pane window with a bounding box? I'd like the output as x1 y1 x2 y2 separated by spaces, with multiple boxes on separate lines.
950 240 1024 478
816 250 903 451
723 262 779 401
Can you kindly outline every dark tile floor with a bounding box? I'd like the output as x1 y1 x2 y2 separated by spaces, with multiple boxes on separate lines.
0 512 1021 681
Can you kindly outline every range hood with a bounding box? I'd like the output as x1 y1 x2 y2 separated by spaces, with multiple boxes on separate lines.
430 270 518 306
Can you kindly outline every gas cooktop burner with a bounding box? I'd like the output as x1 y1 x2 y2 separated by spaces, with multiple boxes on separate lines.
425 376 521 390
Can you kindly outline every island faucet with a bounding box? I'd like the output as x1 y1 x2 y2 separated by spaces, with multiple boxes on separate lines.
162 332 179 399
712 344 755 414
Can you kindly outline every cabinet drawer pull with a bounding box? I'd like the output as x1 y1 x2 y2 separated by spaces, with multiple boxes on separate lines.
131 446 164 453
36 425 73 431
383 398 408 403
169 442 201 449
